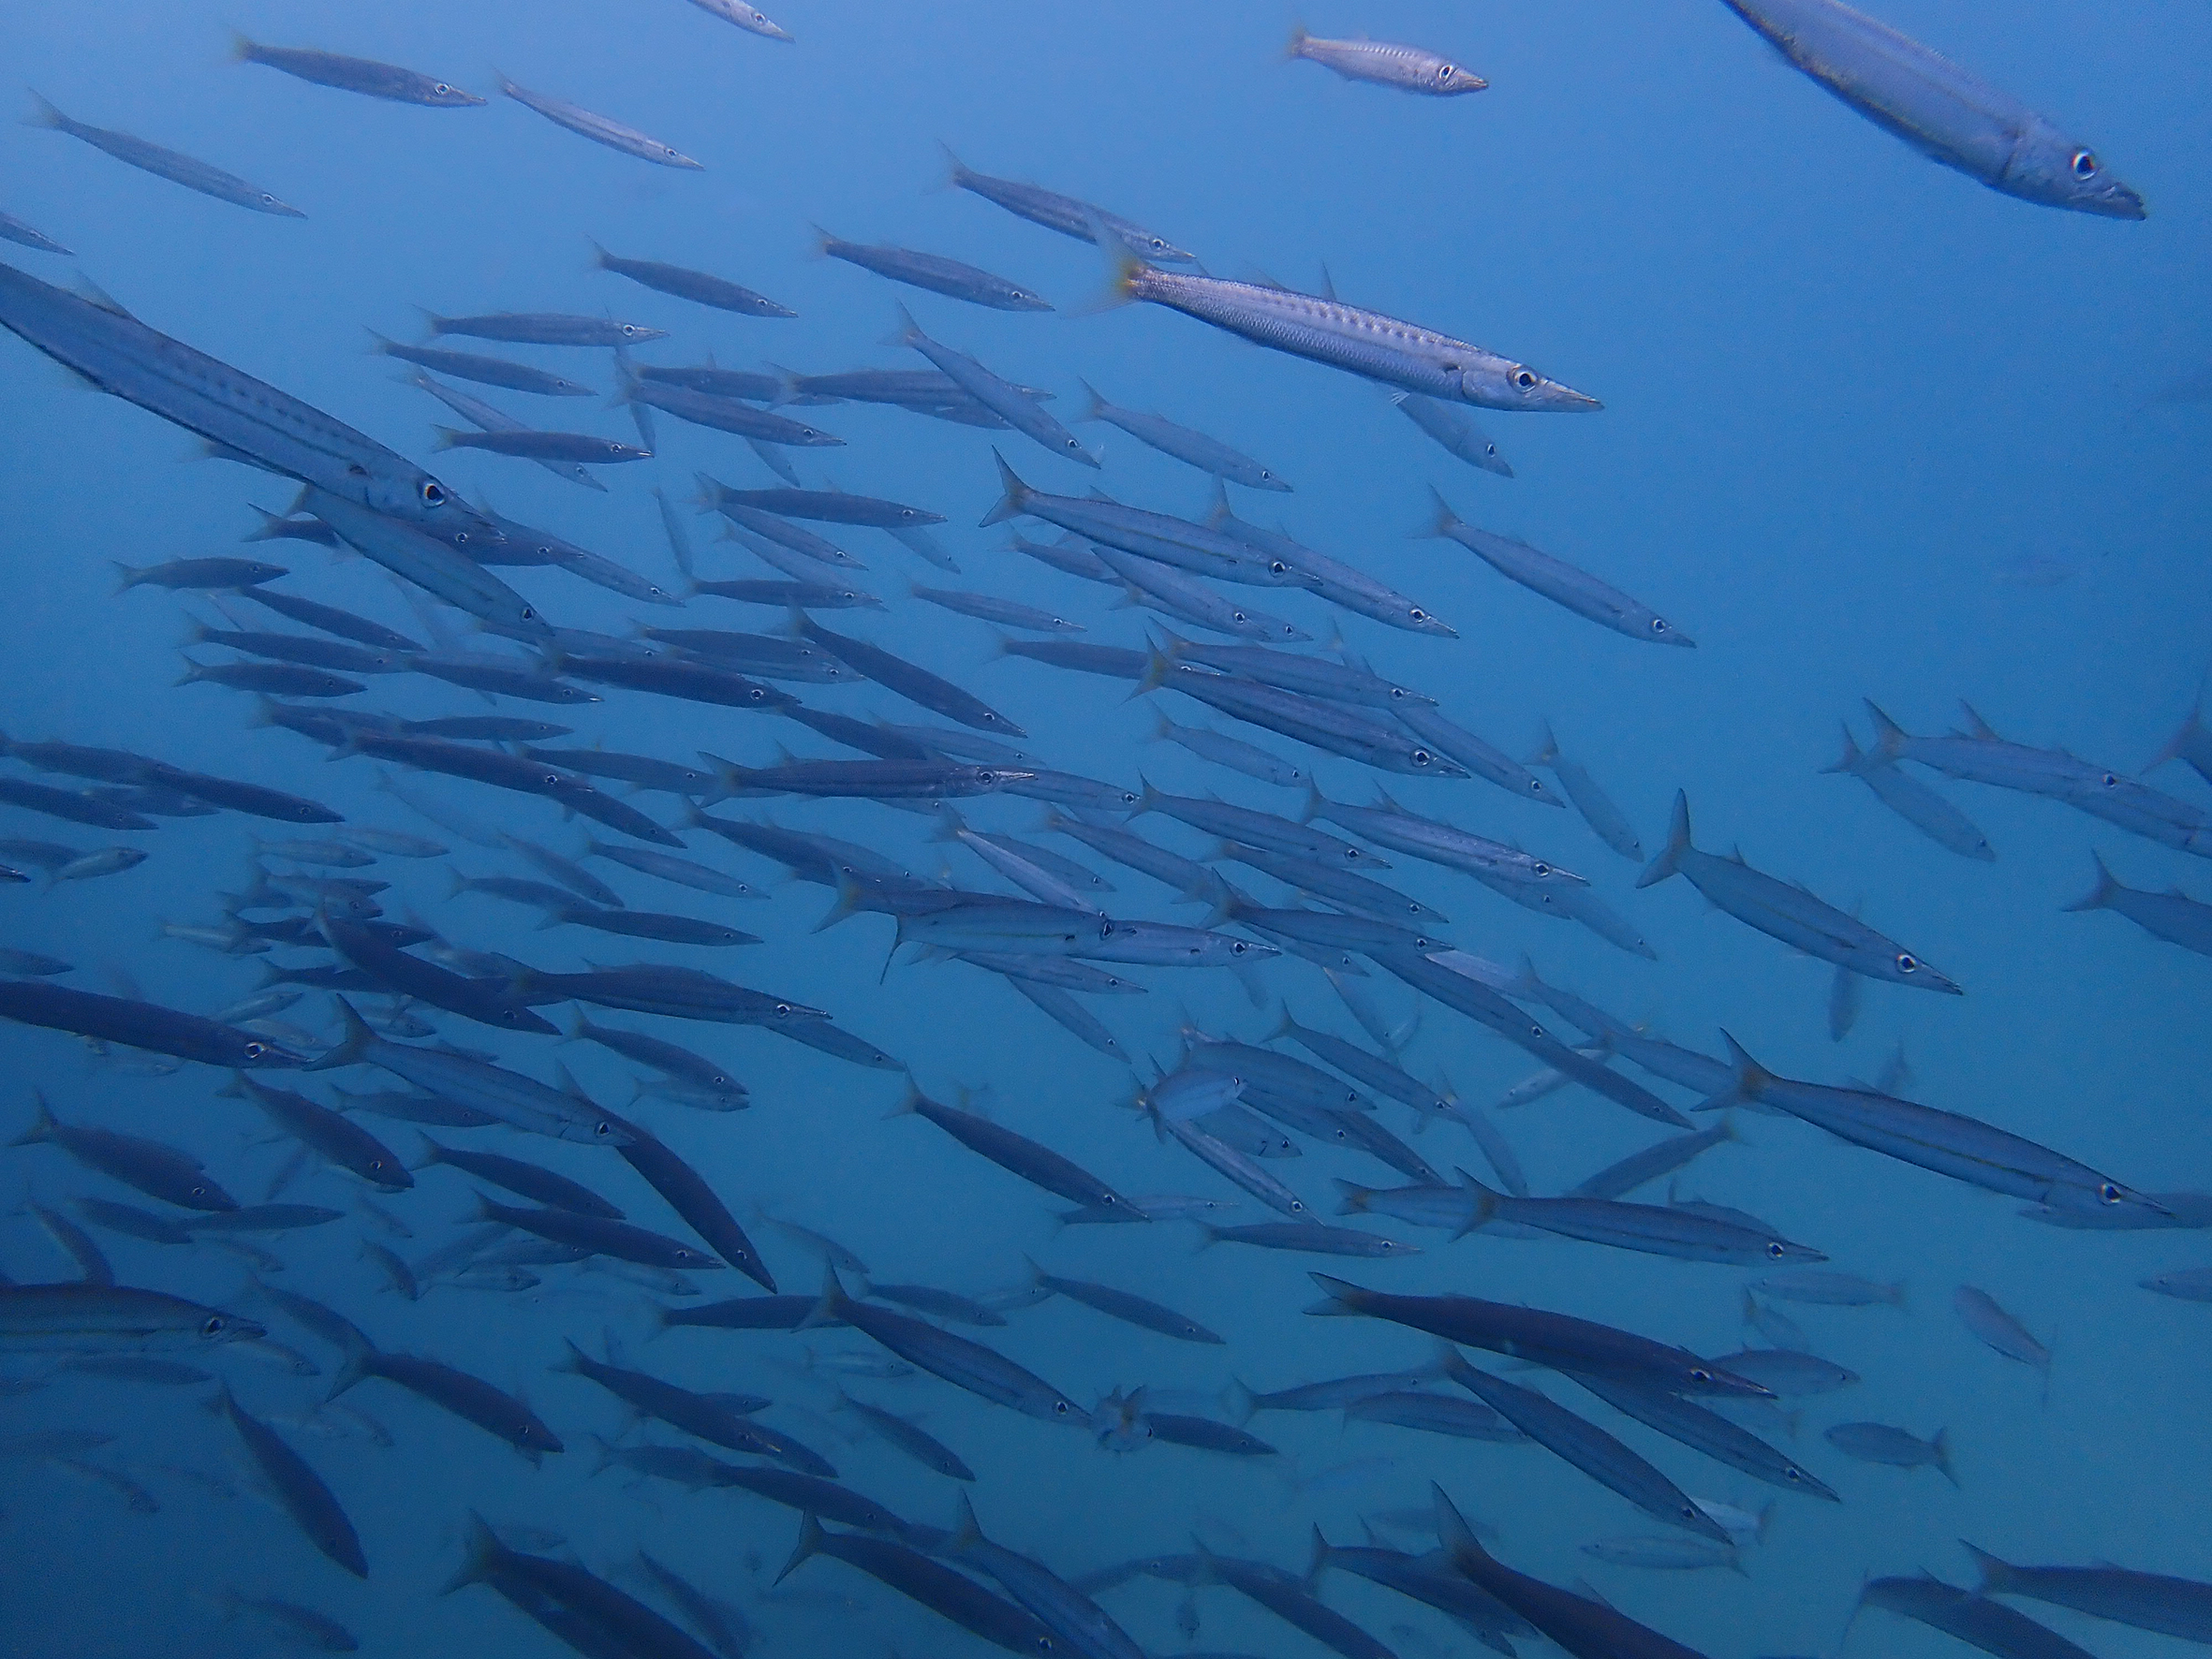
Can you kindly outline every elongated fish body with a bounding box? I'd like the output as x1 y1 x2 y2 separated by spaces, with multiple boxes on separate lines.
1077 381 1288 489
890 307 1097 467
1953 1285 2049 1372
497 76 700 167
1429 492 1688 643
1113 260 1597 412
628 377 838 446
216 1385 366 1576
1393 389 1512 476
1198 1549 1395 1659
780 1517 1058 1652
1962 1545 2212 1645
1861 1575 2099 1659
1569 1370 1837 1500
1309 790 1577 888
594 244 792 316
1528 720 1638 855
1290 28 1487 95
1170 674 1461 777
1311 1275 1768 1397
28 94 303 215
369 332 588 395
2065 853 2212 956
1716 0 2144 217
1463 1172 1823 1265
1825 726 1995 859
947 1495 1148 1659
1638 793 1956 991
1717 1036 2161 1217
0 982 300 1069
0 1284 263 1353
814 1270 1081 1425
0 262 489 534
1448 1357 1733 1541
432 426 649 463
0 210 69 255
1437 1490 1718 1659
233 38 482 106
709 482 943 527
1311 1534 1534 1644
946 147 1193 262
820 231 1048 311
302 486 548 636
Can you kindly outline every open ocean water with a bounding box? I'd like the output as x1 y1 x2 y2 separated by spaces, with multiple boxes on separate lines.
0 2 2207 1657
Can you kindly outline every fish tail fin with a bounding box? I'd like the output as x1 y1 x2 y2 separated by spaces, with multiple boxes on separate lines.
936 140 972 189
977 448 1031 528
324 1319 375 1402
1526 717 1559 768
110 561 148 594
1332 1178 1372 1216
1286 22 1310 59
23 91 66 130
1414 484 1458 541
812 870 868 935
1934 1427 1959 1489
1303 1271 1363 1316
1957 1540 2009 1593
774 1512 826 1585
8 1090 56 1148
1222 1376 1258 1426
302 996 375 1072
1821 724 1865 774
881 302 923 351
949 1491 984 1551
2146 700 2207 772
429 427 464 452
440 1511 503 1595
1303 1523 1332 1594
1299 780 1327 826
1714 1031 1772 1107
1073 210 1145 314
1862 699 1910 759
2062 851 2119 912
1075 378 1107 423
228 32 260 63
1452 1167 1500 1240
1431 1483 1490 1562
1634 790 1691 888
796 1264 851 1331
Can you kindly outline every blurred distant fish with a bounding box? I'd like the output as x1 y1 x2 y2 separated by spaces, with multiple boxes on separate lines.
231 36 484 106
0 1284 262 1354
1959 1542 2212 1645
497 74 702 168
594 243 794 316
27 92 303 215
1952 1286 2050 1375
368 331 590 396
1823 1421 1956 1484
818 228 1049 311
213 1382 367 1577
1825 725 1996 860
888 305 1099 468
1714 0 2145 218
1858 1574 2099 1659
1427 492 1687 643
944 144 1193 262
687 0 792 40
432 425 650 464
1077 381 1290 490
1288 27 1487 94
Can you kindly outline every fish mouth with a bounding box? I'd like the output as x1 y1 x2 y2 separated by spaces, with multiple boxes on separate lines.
1540 385 1605 412
2085 181 2148 220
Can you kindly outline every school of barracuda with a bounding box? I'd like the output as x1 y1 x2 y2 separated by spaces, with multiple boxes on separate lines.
0 4 2204 1658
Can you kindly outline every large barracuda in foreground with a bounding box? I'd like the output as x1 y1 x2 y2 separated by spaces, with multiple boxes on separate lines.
1717 0 2145 217
0 260 487 536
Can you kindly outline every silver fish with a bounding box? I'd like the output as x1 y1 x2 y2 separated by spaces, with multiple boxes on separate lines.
497 74 701 168
28 93 302 215
1289 27 1487 95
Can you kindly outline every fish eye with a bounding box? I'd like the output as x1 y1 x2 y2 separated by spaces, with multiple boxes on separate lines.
1411 748 1433 768
2072 149 2099 180
1652 618 1669 633
420 479 447 507
774 1002 794 1017
596 1121 615 1138
1054 1399 1070 1415
1689 1367 1713 1383
542 773 561 785
1512 368 1538 390
1766 1241 1787 1257
260 194 277 205
1231 609 1250 624
2099 1181 2122 1204
1409 607 1429 621
201 1315 225 1336
1438 65 1456 81
1231 940 1249 955
1260 470 1275 481
1270 560 1290 575
2101 771 2119 788
1895 952 1918 974
243 1041 267 1060
435 82 452 95
1065 438 1080 449
1149 238 1167 252
1533 861 1552 876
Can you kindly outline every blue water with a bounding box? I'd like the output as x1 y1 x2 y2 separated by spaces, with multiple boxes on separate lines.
2 0 2207 1655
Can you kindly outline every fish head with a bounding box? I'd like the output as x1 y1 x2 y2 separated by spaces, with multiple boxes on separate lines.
1462 360 1602 413
196 1309 269 1346
2003 120 2146 220
1880 948 1961 995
